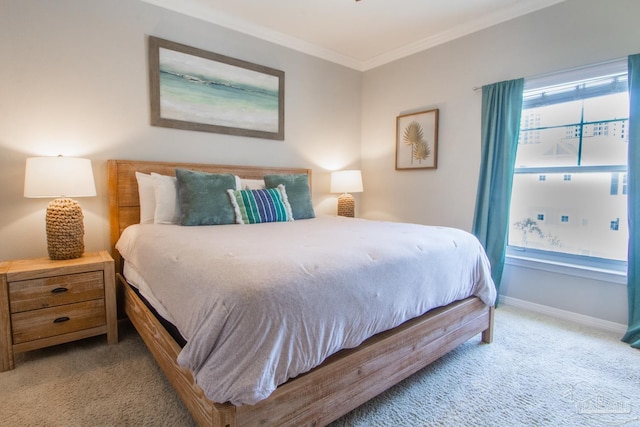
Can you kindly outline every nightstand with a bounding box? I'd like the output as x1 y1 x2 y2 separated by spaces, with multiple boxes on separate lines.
0 251 117 371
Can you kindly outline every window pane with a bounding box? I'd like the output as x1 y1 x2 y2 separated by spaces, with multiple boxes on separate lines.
581 92 629 166
509 172 628 261
520 101 582 129
583 92 629 122
516 126 579 167
581 120 628 166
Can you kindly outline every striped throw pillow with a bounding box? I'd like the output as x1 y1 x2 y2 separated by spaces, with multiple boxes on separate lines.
227 185 294 224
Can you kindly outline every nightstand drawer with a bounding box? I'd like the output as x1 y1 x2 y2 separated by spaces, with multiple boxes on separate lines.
11 299 106 344
9 271 104 313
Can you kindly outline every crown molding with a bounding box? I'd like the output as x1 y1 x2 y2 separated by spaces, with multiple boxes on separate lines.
140 0 567 72
362 0 567 70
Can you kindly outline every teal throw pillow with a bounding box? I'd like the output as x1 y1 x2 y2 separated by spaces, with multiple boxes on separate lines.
263 174 315 220
175 168 237 226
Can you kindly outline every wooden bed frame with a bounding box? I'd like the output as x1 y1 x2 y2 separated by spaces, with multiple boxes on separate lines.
107 159 495 427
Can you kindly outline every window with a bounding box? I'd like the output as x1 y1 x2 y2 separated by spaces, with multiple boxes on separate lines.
508 60 629 268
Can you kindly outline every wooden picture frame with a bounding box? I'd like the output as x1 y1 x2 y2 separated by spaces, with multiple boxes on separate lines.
396 109 438 170
148 36 285 140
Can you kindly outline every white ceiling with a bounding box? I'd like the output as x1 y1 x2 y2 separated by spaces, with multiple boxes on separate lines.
141 0 567 71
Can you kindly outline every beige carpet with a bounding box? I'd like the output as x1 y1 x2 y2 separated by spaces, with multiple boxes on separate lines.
2 306 639 427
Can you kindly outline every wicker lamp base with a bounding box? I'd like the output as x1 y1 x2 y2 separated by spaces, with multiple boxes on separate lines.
46 198 85 260
337 193 355 218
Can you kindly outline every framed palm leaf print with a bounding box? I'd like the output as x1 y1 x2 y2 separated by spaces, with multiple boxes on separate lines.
396 109 438 170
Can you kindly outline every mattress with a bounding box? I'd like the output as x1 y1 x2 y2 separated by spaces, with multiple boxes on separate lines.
116 215 496 405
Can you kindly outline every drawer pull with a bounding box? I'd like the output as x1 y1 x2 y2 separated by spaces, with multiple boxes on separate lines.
51 287 69 294
53 316 70 323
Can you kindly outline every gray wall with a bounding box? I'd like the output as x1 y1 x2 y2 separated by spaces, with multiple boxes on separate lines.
359 0 640 324
0 0 362 260
2 0 636 325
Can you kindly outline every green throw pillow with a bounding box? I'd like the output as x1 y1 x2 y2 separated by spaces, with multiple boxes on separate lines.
263 174 315 220
175 168 237 226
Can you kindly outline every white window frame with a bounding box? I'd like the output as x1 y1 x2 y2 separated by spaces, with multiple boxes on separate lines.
506 58 628 284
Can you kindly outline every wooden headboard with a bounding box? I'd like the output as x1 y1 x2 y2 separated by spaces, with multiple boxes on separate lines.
107 159 312 272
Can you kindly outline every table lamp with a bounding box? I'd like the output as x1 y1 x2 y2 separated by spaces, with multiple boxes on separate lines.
24 156 97 260
330 170 363 218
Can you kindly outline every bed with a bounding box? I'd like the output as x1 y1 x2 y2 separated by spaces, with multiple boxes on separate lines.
107 159 496 427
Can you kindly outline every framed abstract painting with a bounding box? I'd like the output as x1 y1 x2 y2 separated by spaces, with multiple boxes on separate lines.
148 36 285 140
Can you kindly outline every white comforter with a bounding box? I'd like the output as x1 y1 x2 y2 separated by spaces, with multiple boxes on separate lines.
116 216 496 405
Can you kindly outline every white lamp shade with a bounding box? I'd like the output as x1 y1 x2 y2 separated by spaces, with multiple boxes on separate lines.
331 170 363 194
24 156 97 198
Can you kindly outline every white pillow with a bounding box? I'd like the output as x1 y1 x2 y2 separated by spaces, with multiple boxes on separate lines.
151 173 180 224
135 172 155 224
241 178 266 190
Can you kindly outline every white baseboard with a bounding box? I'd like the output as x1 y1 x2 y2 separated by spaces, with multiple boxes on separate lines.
500 296 628 335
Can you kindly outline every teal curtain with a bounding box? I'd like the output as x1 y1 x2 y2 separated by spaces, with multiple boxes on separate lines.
623 54 640 348
472 78 524 306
